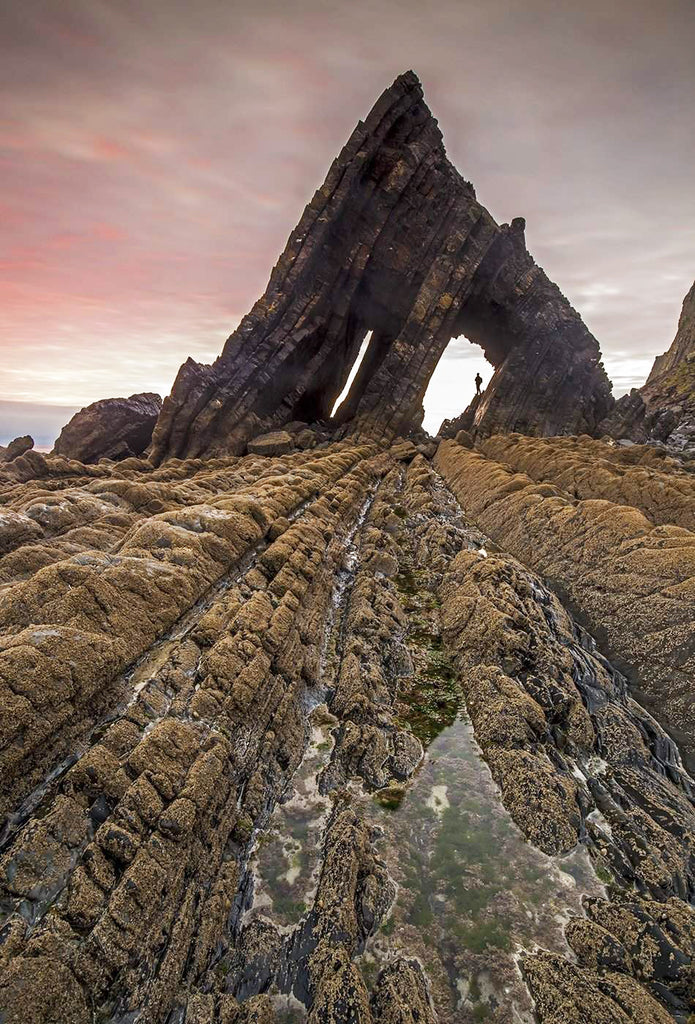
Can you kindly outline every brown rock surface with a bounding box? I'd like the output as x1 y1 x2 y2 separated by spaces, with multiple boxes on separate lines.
480 432 695 530
435 437 695 765
2 424 694 1022
151 72 612 462
53 392 162 463
0 435 34 463
247 430 294 456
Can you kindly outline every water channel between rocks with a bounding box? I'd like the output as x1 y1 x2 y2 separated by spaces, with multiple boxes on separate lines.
235 472 612 1023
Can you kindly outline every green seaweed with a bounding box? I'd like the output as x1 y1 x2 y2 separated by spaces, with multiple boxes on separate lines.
594 861 614 885
472 1004 492 1021
396 651 463 747
375 788 406 811
455 919 511 952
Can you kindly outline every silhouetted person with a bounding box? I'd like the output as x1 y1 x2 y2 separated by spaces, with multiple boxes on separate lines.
475 372 483 395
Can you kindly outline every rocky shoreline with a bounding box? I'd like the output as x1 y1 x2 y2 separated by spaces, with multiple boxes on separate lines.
1 436 694 1023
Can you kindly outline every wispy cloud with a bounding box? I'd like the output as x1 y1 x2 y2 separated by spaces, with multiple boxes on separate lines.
1 0 693 440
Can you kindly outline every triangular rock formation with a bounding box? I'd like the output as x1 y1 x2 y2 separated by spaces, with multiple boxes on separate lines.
151 71 613 462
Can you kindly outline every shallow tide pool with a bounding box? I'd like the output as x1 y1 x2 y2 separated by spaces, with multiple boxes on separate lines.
356 716 605 1024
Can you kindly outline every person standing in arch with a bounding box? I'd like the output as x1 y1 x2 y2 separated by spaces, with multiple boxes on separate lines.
475 372 483 395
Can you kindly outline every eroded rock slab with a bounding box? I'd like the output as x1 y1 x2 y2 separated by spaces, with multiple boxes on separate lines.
247 431 294 457
435 436 695 768
53 392 162 463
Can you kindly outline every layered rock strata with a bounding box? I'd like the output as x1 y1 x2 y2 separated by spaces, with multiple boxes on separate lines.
151 72 612 462
1 439 695 1023
435 437 695 769
53 392 162 463
601 281 695 446
479 432 695 531
0 442 386 1022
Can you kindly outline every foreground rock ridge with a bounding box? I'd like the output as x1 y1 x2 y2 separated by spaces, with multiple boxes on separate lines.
150 71 612 462
1 429 695 1024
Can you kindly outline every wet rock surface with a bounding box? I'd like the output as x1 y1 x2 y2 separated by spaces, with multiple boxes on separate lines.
1 438 694 1023
52 392 162 463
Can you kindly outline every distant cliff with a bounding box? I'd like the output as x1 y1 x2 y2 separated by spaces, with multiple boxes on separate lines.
600 279 695 446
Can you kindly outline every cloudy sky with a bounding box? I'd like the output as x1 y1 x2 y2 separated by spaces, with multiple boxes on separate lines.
1 0 694 443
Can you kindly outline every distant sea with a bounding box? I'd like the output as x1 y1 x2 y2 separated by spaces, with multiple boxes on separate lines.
0 400 79 450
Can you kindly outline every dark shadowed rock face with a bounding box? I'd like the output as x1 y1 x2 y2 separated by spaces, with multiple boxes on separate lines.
151 71 613 463
0 436 34 463
648 280 695 385
601 280 695 447
53 392 162 463
438 394 482 438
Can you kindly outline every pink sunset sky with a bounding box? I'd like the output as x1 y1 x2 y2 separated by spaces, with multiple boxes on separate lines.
1 0 694 444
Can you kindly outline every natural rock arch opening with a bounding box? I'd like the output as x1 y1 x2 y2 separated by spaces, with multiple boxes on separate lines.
150 71 613 463
422 335 491 434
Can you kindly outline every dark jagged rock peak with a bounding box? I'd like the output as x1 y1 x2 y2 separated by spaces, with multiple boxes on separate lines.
647 279 695 384
53 392 162 464
151 71 613 463
600 279 695 447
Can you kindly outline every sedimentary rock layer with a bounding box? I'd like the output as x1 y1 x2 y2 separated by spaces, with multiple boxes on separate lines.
151 71 612 462
480 432 695 531
435 437 695 768
1 439 694 1023
601 280 695 446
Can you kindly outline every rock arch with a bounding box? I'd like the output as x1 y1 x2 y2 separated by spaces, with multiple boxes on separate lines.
150 71 613 463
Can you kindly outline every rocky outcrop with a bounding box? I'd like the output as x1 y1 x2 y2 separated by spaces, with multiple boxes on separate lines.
1 437 694 1022
0 435 34 463
53 392 162 463
437 394 481 439
601 280 695 446
480 432 695 530
151 72 612 463
435 437 695 768
648 281 695 384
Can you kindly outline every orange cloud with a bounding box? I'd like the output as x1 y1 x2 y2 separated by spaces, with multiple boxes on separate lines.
92 222 128 241
92 137 132 161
